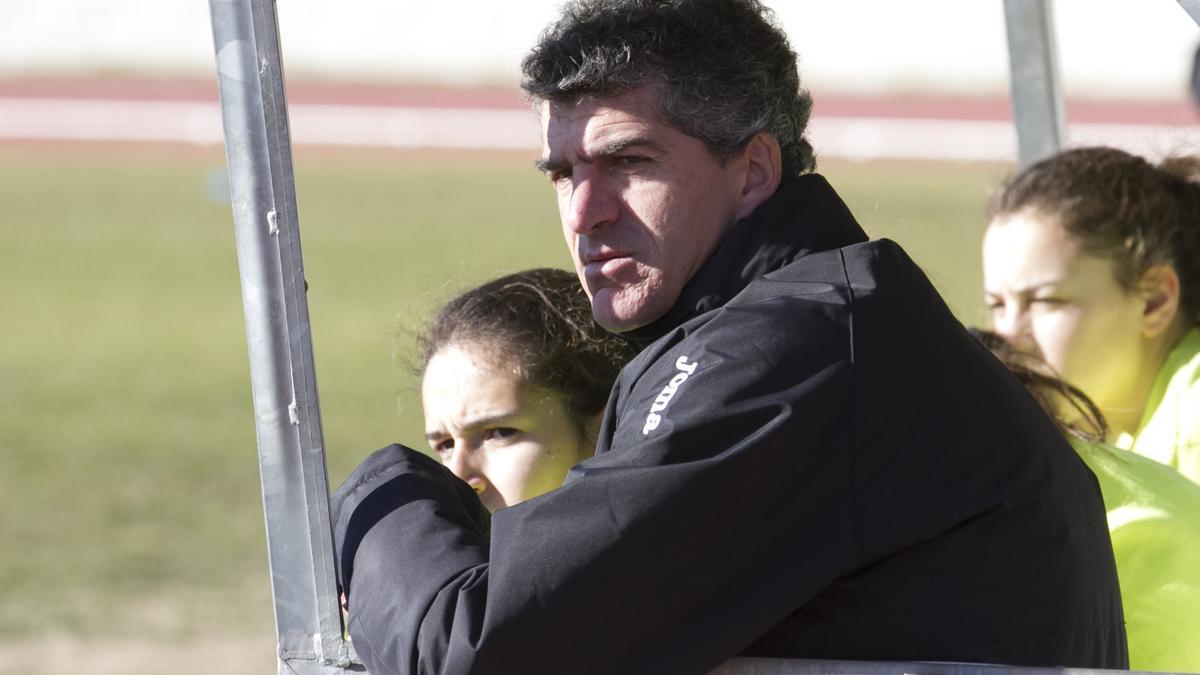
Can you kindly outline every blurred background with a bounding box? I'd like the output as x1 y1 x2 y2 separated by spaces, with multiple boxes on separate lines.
0 1 1196 673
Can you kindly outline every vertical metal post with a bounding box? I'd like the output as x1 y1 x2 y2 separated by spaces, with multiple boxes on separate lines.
1002 0 1067 168
208 1 361 672
1179 0 1200 26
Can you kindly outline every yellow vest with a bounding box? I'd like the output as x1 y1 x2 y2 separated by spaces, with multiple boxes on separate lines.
1072 438 1200 671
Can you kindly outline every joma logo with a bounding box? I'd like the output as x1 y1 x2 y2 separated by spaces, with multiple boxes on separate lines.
642 355 699 435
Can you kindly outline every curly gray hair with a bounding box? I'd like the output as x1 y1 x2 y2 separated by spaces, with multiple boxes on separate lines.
521 0 816 176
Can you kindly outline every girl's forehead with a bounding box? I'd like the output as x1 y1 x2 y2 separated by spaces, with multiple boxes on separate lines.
984 217 1128 298
986 212 1077 264
424 345 522 399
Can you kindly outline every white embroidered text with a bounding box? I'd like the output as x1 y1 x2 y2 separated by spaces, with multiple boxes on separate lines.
642 355 699 435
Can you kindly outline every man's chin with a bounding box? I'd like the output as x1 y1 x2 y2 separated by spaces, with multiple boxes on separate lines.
590 291 645 334
590 290 638 331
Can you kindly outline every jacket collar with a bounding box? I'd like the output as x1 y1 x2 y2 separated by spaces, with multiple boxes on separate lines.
624 174 868 346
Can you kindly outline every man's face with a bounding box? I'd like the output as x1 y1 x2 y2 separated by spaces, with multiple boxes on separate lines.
538 86 747 332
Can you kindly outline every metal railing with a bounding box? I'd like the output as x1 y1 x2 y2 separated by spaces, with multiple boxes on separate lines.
1002 0 1066 168
710 659 1126 675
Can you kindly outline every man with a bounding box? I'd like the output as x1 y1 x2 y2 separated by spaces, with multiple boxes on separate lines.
332 2 1127 673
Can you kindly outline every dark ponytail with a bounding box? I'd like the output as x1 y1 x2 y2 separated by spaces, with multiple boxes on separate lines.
1157 155 1200 324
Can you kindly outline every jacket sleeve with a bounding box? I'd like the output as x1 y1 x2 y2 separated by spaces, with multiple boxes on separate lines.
332 304 860 675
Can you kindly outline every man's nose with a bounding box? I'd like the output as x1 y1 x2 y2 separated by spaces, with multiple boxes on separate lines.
563 171 619 235
443 448 489 496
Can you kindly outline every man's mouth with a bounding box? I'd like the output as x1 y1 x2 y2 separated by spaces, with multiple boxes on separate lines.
583 251 634 276
583 249 622 264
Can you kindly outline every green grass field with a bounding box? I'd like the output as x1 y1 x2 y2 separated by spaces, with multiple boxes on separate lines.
0 144 1008 646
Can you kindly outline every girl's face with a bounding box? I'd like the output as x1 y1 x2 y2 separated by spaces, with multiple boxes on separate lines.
422 342 596 512
983 210 1149 422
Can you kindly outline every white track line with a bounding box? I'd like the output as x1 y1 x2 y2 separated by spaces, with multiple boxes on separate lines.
1 96 1196 162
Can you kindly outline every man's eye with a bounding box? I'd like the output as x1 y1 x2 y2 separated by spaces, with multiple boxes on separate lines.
547 169 571 184
614 155 647 167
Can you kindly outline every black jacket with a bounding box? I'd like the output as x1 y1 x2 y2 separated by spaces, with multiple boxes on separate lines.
332 175 1128 675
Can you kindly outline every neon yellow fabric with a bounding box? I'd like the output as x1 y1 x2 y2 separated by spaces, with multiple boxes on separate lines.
1116 326 1200 485
1072 438 1200 672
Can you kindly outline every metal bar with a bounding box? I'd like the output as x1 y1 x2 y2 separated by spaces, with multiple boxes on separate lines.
1179 0 1200 26
712 659 1138 675
208 1 361 672
1002 0 1067 168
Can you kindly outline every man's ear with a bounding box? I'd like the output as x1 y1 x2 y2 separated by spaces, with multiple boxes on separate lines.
1139 264 1182 339
734 132 783 220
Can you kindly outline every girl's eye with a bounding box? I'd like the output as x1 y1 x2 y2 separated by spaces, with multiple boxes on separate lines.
486 427 520 441
432 438 454 458
1030 297 1067 308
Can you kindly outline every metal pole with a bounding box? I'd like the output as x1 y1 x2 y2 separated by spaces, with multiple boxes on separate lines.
208 1 361 672
1002 0 1067 168
1179 0 1200 26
